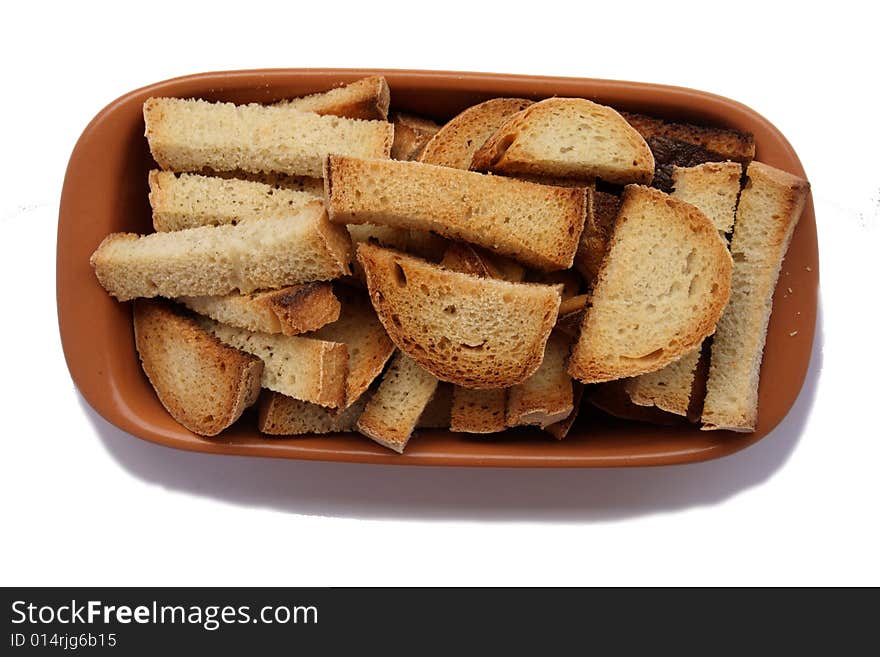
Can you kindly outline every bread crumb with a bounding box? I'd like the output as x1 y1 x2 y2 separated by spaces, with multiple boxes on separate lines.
805 266 812 271
787 287 793 294
789 330 798 336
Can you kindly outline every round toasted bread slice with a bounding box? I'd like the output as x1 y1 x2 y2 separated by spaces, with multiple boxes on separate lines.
568 185 732 383
419 97 534 169
133 299 263 436
357 243 563 389
471 97 654 184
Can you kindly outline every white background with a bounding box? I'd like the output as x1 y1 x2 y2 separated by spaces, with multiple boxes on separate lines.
1 1 878 586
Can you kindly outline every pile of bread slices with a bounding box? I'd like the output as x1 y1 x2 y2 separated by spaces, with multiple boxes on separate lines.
89 75 810 453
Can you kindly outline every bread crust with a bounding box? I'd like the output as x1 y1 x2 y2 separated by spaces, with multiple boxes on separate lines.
357 243 562 388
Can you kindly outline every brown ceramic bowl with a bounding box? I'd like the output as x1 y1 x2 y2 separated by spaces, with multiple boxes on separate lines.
57 69 818 467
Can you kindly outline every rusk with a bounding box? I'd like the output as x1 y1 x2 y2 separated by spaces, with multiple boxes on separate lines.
280 76 390 120
356 353 439 453
701 162 809 431
471 98 654 184
204 319 348 409
569 185 732 383
326 155 587 271
144 97 392 178
357 243 562 388
149 171 319 231
90 202 351 300
258 392 370 435
419 98 534 169
133 300 262 436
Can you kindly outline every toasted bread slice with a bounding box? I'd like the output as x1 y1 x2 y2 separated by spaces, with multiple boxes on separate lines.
149 171 320 231
625 351 702 417
391 112 441 160
621 112 755 192
702 162 809 431
507 332 574 428
325 156 587 270
569 185 732 383
573 189 621 288
626 162 742 416
144 97 392 178
416 382 454 429
280 76 390 120
258 391 370 435
419 98 534 169
621 111 756 163
133 300 262 436
203 319 347 408
179 283 340 336
90 203 351 301
589 380 682 426
471 98 654 184
356 352 439 453
440 244 516 433
450 388 507 433
307 287 396 408
357 243 562 388
671 162 742 235
545 383 584 440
